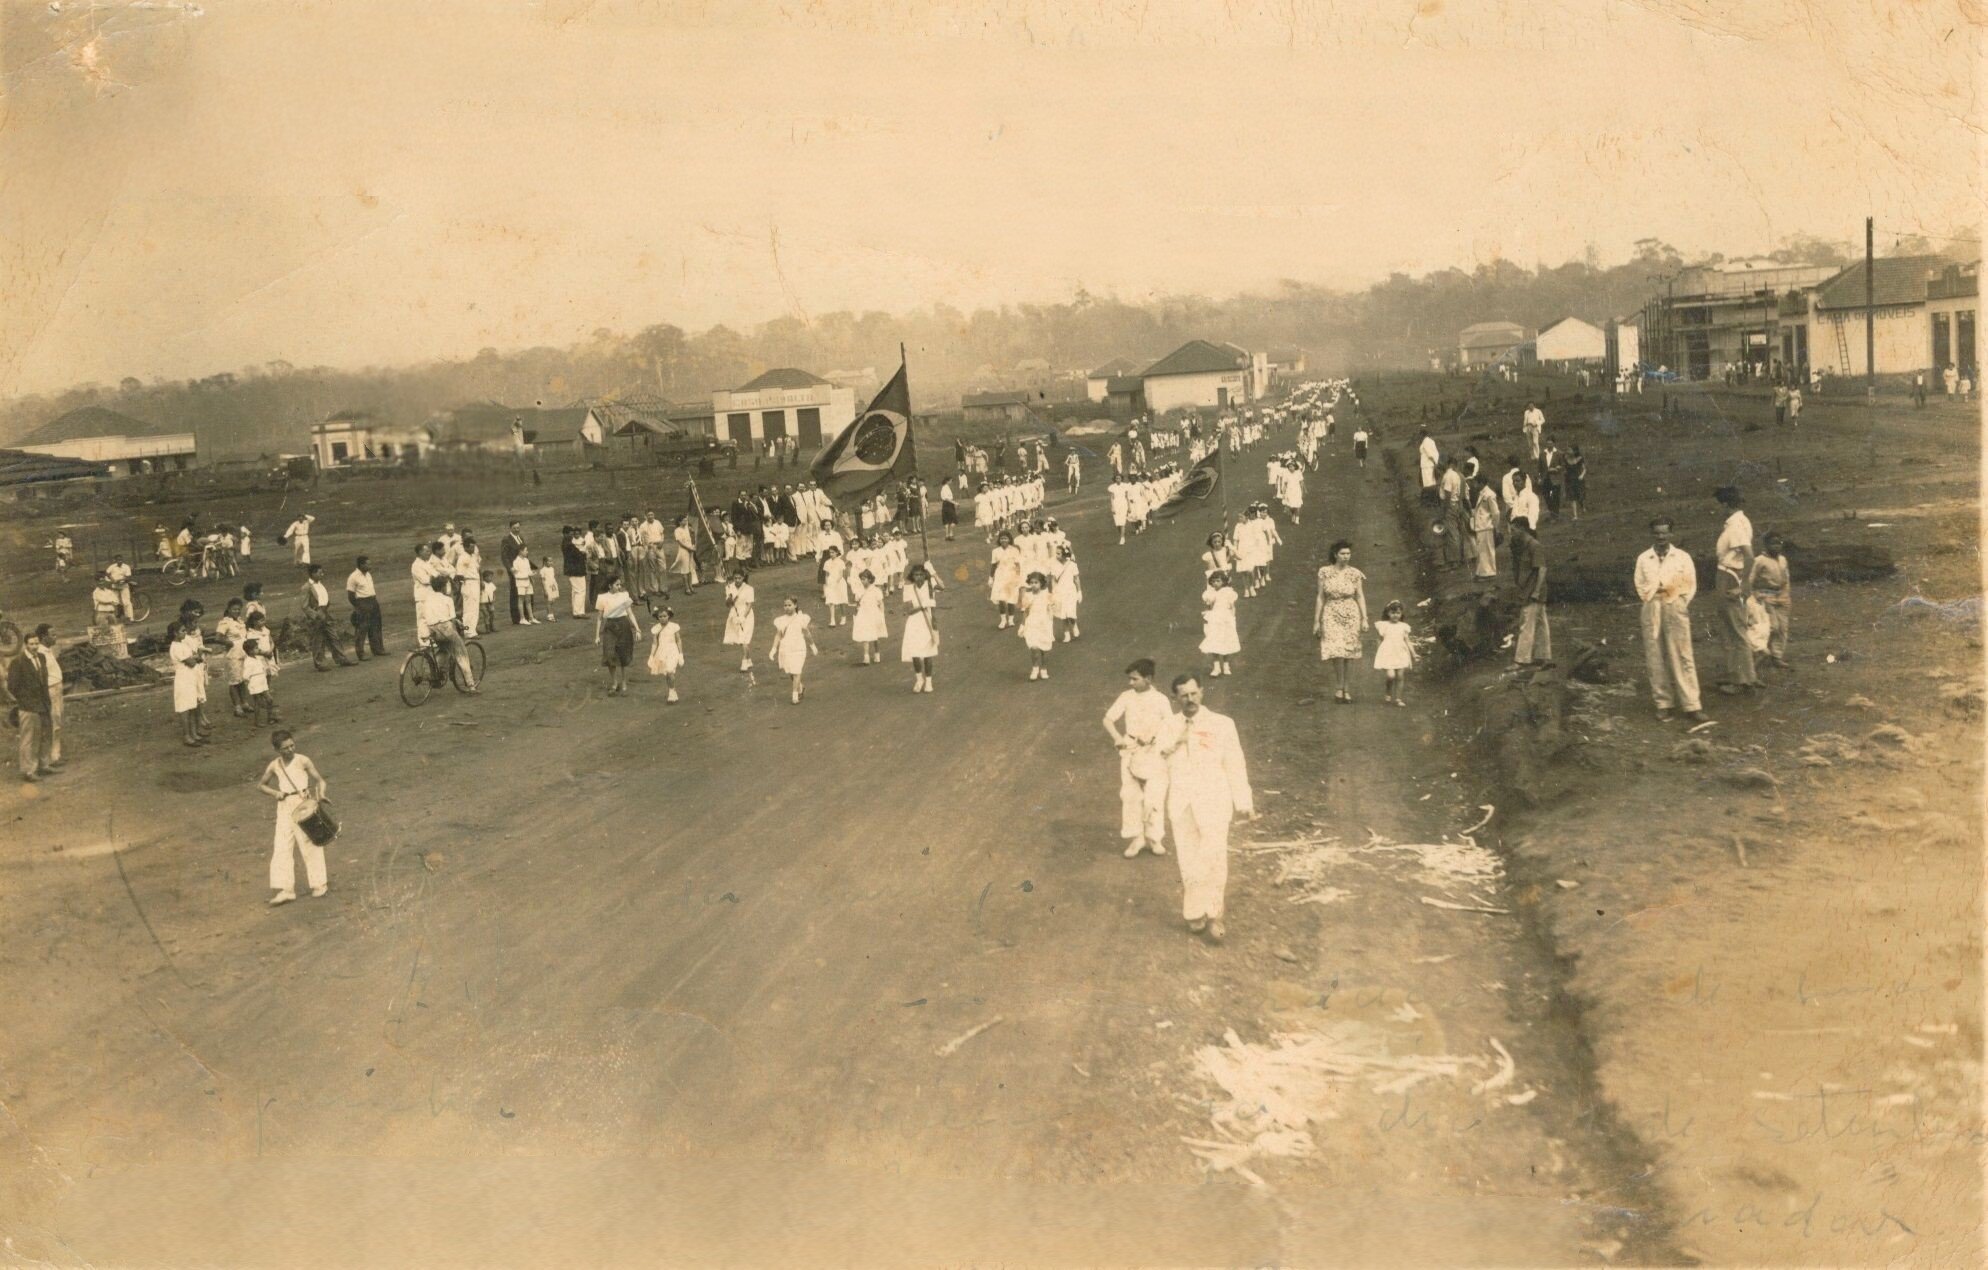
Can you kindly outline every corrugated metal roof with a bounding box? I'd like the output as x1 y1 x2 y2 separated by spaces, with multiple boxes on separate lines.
21 406 173 445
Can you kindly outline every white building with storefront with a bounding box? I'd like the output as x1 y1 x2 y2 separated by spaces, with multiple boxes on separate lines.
709 369 856 448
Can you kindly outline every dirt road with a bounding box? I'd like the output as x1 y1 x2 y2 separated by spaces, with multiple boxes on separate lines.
4 420 1656 1265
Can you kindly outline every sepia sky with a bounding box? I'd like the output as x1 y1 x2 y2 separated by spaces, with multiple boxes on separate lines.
1 0 1979 396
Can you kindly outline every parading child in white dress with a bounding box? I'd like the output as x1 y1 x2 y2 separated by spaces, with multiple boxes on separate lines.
646 605 685 703
1019 572 1056 681
768 598 818 704
1051 546 1083 642
820 547 850 626
721 572 756 672
989 532 1023 629
850 570 888 664
900 563 941 694
1372 600 1416 706
1200 570 1242 677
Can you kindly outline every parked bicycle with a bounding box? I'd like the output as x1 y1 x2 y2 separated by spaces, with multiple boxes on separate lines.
398 636 487 706
83 586 151 626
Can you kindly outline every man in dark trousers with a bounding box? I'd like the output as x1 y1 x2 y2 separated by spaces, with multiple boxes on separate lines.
1510 516 1551 667
500 520 528 624
302 564 357 669
8 626 56 782
345 555 387 659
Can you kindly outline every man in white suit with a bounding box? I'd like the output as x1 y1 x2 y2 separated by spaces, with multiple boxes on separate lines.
1159 672 1255 943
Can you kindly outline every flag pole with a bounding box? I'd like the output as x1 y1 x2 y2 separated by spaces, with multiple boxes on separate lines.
905 343 932 567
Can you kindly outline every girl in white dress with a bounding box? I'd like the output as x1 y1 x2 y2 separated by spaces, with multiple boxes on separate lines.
1051 546 1083 642
850 570 888 664
1200 531 1235 583
216 599 250 717
1109 480 1130 544
646 605 685 703
900 562 941 693
1200 569 1242 677
1019 572 1056 680
768 598 818 704
820 547 850 626
989 531 1023 629
170 617 210 746
721 571 756 672
1372 600 1416 706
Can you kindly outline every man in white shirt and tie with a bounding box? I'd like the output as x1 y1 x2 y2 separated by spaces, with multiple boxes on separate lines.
1633 517 1706 723
1102 659 1175 860
1416 429 1441 504
1157 672 1255 943
1522 403 1545 460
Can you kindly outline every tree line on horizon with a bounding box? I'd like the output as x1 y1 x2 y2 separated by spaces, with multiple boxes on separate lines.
0 231 1955 459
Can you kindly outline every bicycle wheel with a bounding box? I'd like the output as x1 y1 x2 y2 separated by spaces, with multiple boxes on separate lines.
452 640 487 692
397 651 435 706
164 563 190 588
126 587 152 623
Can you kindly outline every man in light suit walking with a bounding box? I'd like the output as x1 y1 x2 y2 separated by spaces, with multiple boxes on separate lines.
1159 672 1255 943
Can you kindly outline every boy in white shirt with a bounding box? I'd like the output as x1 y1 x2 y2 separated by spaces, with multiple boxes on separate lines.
511 551 537 623
242 638 281 727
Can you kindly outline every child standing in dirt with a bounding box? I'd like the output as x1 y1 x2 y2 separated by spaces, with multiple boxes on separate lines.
1372 600 1416 706
537 555 560 618
241 637 280 726
1749 533 1792 669
1352 425 1370 468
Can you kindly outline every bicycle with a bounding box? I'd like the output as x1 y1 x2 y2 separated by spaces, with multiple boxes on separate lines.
157 555 199 588
84 586 151 626
398 634 487 706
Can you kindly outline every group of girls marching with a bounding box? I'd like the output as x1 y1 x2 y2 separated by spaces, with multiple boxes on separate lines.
986 521 1084 681
652 556 945 705
1106 468 1184 545
1195 501 1284 679
972 475 1046 538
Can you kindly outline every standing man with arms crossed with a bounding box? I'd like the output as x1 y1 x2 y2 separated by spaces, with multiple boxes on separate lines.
345 556 386 660
1157 672 1254 943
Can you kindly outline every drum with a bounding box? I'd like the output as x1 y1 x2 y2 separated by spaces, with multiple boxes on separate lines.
296 800 340 846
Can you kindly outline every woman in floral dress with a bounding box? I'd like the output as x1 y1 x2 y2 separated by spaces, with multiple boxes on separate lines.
1313 539 1369 703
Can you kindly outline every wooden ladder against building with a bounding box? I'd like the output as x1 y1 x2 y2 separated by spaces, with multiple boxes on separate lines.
1832 317 1852 374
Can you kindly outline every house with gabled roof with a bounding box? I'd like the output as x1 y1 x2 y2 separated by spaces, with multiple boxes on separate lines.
1084 357 1146 402
1138 340 1266 413
1457 322 1531 368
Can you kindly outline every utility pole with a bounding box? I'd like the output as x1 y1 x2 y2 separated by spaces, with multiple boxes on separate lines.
1864 216 1876 401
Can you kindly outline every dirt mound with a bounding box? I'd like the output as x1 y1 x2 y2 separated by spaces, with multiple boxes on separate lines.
56 644 163 691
